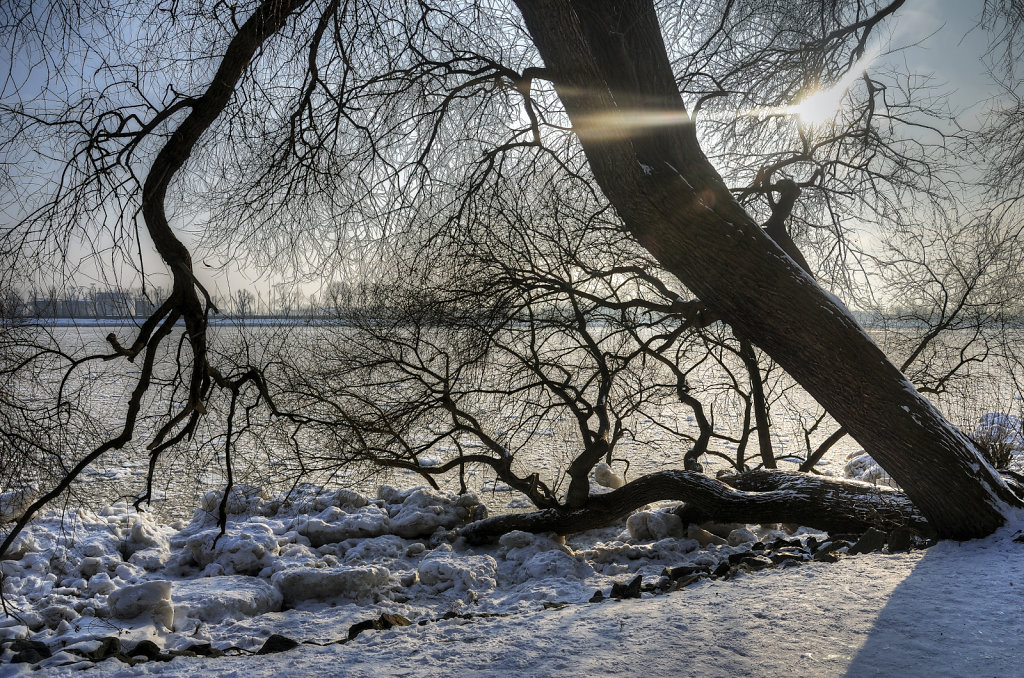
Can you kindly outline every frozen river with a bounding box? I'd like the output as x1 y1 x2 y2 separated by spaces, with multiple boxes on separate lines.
6 319 1020 520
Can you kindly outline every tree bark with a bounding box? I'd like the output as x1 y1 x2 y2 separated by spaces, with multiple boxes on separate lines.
460 469 931 544
739 338 775 469
512 0 1022 538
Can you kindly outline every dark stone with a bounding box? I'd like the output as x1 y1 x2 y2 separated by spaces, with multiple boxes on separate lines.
379 613 413 628
610 574 642 599
662 564 705 580
712 561 731 577
811 539 852 556
728 551 754 565
589 589 605 603
10 638 52 665
88 637 122 661
8 639 51 662
184 642 224 658
669 574 703 590
828 533 862 544
257 634 300 655
887 526 915 552
348 613 413 640
128 640 164 661
813 550 840 563
751 541 765 552
848 528 888 555
767 537 802 550
542 601 569 610
806 536 819 552
348 619 380 639
738 555 773 571
12 648 47 664
769 550 807 565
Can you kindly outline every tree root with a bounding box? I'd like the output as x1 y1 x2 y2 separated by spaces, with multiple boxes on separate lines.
460 470 933 544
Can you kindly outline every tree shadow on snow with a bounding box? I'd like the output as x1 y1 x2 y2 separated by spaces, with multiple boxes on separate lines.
843 539 1024 677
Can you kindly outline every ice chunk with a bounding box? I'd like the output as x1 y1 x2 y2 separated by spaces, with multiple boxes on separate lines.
107 580 174 629
388 488 473 538
172 576 282 623
184 523 279 576
273 565 391 605
593 463 625 489
129 547 170 571
498 532 591 584
727 528 757 546
341 535 407 564
627 509 683 540
647 511 684 540
417 552 497 598
200 485 269 515
843 450 890 485
296 505 390 547
0 486 37 524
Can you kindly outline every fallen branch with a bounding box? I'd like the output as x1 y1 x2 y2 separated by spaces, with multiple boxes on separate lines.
460 469 931 544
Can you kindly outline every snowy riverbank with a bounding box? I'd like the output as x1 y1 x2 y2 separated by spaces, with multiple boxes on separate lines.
2 482 1023 676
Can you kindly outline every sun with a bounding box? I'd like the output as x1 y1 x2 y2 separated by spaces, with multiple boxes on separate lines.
786 47 880 127
790 88 845 126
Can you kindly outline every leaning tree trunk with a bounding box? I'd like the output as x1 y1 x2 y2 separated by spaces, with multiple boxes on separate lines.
512 0 1022 539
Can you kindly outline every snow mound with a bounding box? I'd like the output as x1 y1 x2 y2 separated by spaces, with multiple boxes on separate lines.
295 505 391 546
273 565 392 605
976 413 1023 445
843 450 891 485
172 576 282 623
182 523 279 576
381 486 481 538
498 531 593 584
107 581 174 629
416 546 497 599
974 413 1024 464
626 508 684 540
0 482 801 665
0 485 37 523
593 463 625 489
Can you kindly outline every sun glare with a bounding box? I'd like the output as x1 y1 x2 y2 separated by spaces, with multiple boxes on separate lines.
791 88 845 126
786 47 880 127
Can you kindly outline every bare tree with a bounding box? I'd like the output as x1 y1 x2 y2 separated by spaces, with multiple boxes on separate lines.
234 289 256 317
2 0 1023 566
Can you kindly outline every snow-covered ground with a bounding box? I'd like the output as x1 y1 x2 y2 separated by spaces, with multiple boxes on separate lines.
3 478 1024 677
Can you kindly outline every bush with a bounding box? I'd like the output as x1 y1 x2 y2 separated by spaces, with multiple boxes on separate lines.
969 413 1023 470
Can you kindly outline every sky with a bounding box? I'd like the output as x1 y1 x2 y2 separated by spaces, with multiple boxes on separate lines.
893 0 999 121
2 0 1009 307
